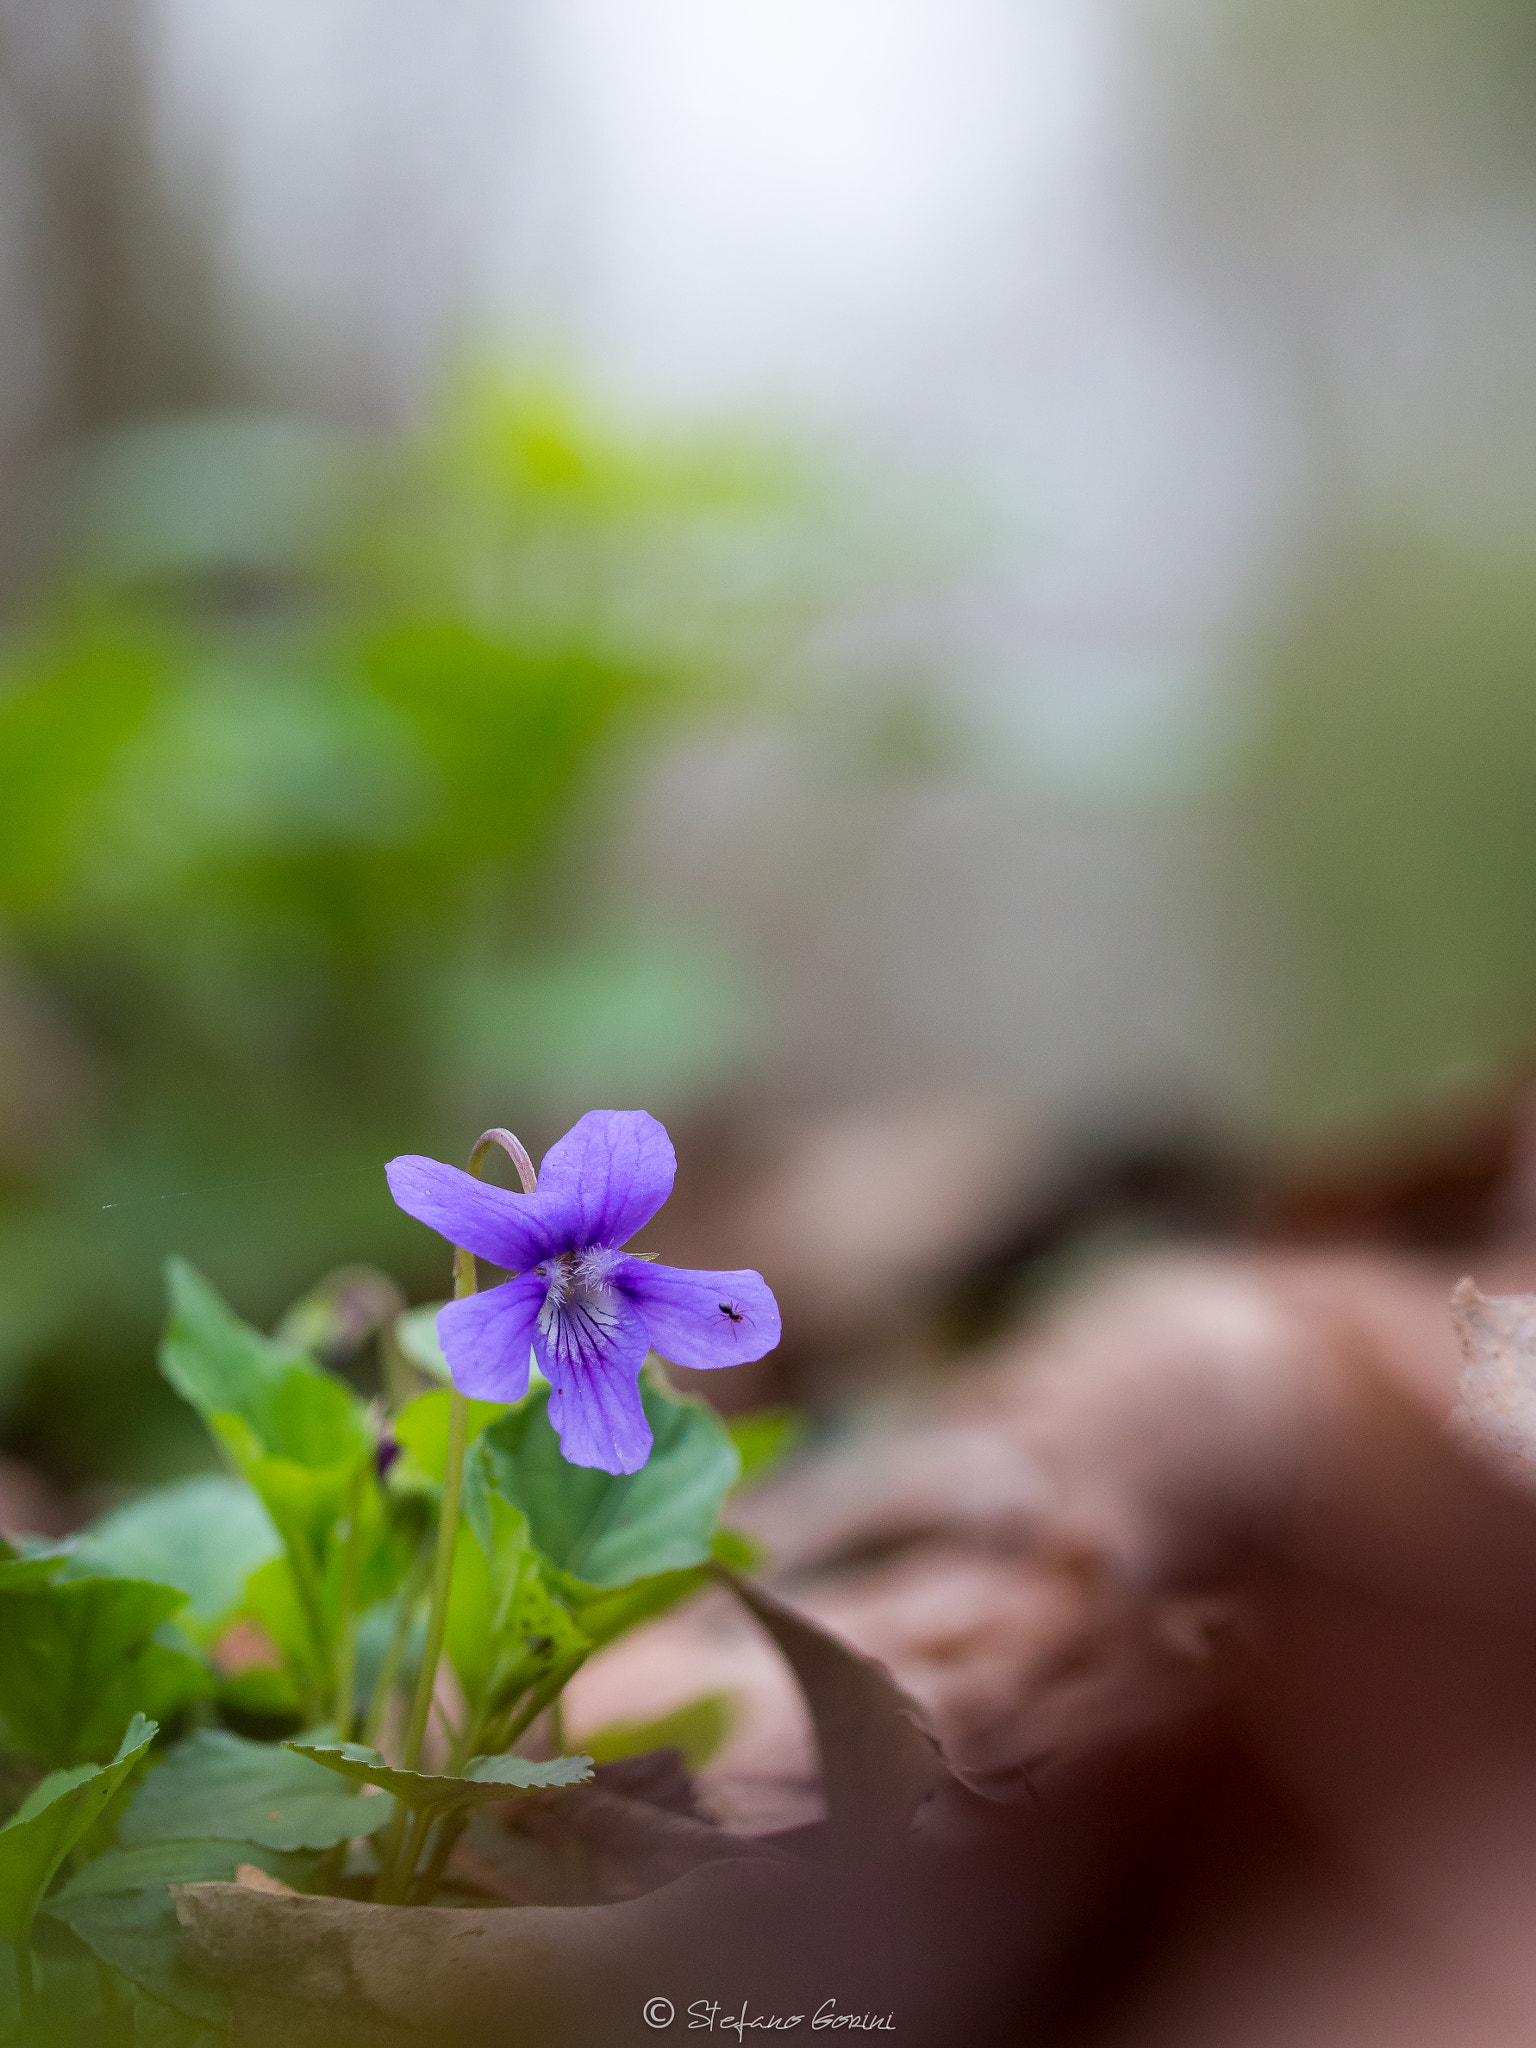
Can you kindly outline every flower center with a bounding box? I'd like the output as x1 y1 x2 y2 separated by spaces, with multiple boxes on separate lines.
541 1244 620 1305
536 1244 625 1373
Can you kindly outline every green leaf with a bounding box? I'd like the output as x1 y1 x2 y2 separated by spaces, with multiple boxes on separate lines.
446 1534 590 1723
0 1538 65 1593
131 1985 224 2048
394 1387 509 1484
49 1838 312 1902
159 1259 356 1459
460 1438 534 1586
43 1839 308 2038
727 1406 805 1488
45 1887 226 2028
478 1376 740 1588
0 1713 156 1943
557 1565 709 1649
449 1445 591 1716
582 1691 734 1772
241 1557 326 1707
68 1476 282 1645
215 1417 362 1568
121 1729 386 1852
215 1666 304 1722
392 1302 453 1386
0 1579 208 1767
159 1259 371 1564
445 1495 526 1710
284 1741 591 1820
710 1526 763 1574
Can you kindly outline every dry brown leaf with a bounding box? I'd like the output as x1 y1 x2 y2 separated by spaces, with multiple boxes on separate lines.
723 1570 949 1850
180 1241 1536 2046
233 1863 296 1897
1450 1275 1536 1477
485 1780 790 1903
176 1857 803 2048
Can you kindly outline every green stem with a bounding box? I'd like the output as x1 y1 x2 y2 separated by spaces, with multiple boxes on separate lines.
372 1376 469 1902
372 1799 410 1906
374 1125 538 1906
333 1462 369 1735
410 1809 469 1904
446 1712 482 1777
375 1383 469 1900
398 1380 470 1777
360 1537 433 1749
492 1655 588 1756
547 1694 566 1755
311 1841 349 1895
283 1534 335 1726
377 1805 435 1905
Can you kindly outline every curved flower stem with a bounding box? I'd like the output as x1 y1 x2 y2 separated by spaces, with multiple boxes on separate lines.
466 1126 538 1194
376 1127 537 1902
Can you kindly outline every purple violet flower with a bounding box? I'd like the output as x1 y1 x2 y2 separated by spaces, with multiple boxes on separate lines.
386 1110 781 1475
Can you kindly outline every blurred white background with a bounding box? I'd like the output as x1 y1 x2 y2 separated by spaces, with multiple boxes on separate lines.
3 0 1533 1134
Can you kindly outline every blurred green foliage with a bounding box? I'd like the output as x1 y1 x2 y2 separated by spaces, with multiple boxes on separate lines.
0 374 802 1477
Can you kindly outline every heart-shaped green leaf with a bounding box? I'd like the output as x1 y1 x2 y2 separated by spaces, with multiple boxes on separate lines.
0 1578 207 1767
284 1741 591 1819
159 1259 363 1461
0 1713 156 1943
159 1259 372 1565
122 1729 388 1851
478 1375 739 1588
68 1475 282 1645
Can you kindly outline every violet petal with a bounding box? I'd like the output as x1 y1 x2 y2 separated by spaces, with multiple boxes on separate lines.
619 1258 781 1372
435 1272 545 1401
536 1292 653 1473
535 1110 676 1250
386 1155 563 1271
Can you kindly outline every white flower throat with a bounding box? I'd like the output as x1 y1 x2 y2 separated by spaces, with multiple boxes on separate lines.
536 1246 623 1369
